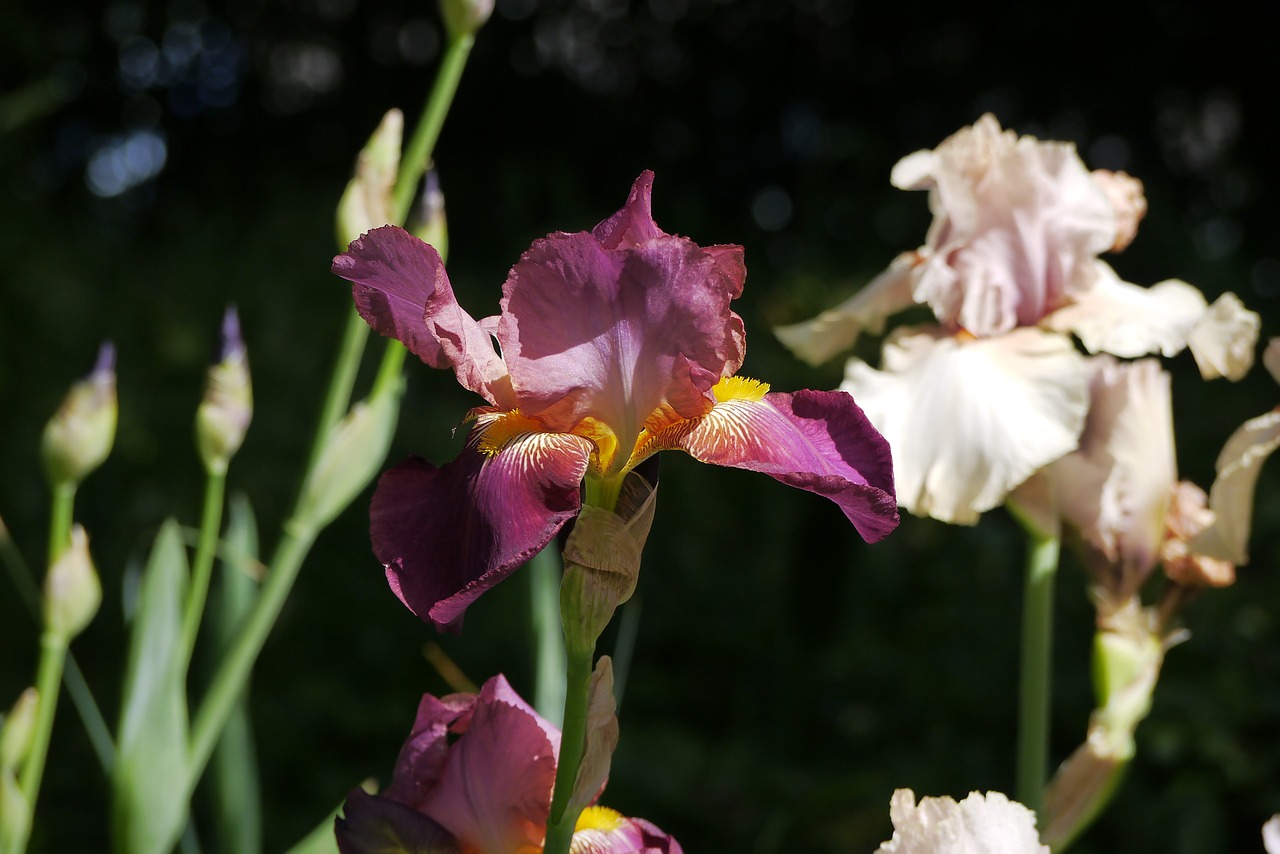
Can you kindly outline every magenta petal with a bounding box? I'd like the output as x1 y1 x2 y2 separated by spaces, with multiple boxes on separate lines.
335 789 459 854
370 430 592 631
383 693 476 812
422 686 557 853
677 389 899 542
498 178 747 462
334 226 513 407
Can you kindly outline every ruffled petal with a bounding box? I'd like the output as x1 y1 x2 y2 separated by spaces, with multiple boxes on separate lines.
876 789 1049 854
895 114 1116 335
384 693 476 812
1049 358 1175 597
1042 265 1208 358
335 226 514 407
1190 408 1280 564
1186 292 1260 380
571 807 684 854
422 685 558 853
774 252 919 366
497 175 746 473
370 423 593 630
844 326 1089 524
335 789 460 854
665 386 899 542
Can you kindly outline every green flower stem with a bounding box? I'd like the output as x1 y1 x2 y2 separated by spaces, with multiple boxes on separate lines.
392 32 475 225
1016 531 1060 814
15 630 70 851
543 644 595 854
180 469 227 666
305 309 372 477
530 546 567 726
46 481 75 562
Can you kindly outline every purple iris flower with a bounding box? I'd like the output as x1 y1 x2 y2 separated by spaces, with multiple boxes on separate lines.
333 171 898 630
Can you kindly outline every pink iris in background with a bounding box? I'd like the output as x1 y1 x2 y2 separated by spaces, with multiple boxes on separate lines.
333 171 898 630
334 674 681 854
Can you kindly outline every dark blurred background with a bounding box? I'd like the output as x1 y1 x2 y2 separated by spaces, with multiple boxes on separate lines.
2 0 1278 851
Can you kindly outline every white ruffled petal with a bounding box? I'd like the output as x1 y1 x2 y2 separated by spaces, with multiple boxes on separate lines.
876 789 1049 854
843 326 1089 524
773 252 919 366
1187 291 1260 380
1190 409 1280 564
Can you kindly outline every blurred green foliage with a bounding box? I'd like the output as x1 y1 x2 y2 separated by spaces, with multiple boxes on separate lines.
2 0 1278 851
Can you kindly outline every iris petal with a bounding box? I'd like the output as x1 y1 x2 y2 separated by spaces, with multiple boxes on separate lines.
370 426 593 630
665 387 899 543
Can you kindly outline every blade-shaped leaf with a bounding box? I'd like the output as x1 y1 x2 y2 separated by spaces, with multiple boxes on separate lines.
111 519 191 854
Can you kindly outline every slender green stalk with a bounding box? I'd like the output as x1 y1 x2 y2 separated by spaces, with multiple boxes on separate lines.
304 310 371 477
14 632 69 850
530 546 567 726
1016 532 1060 814
392 33 475 225
46 482 75 562
180 470 227 665
1 518 40 613
543 645 595 854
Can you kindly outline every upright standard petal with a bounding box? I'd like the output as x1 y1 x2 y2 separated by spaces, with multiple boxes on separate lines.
659 381 899 542
498 198 746 472
371 422 593 630
875 789 1049 854
335 227 514 407
844 326 1088 524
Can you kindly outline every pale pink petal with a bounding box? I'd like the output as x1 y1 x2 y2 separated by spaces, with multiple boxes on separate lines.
334 226 514 408
1186 292 1260 380
1263 814 1280 854
370 423 593 630
1091 170 1147 252
893 114 1116 335
774 252 919 366
876 789 1049 854
1049 358 1175 597
667 388 899 542
1190 408 1280 564
1042 266 1208 359
844 326 1089 524
497 178 746 473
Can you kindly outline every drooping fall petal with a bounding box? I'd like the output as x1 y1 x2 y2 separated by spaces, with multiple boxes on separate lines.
666 384 899 542
335 227 514 407
1189 407 1280 564
335 789 460 854
370 425 593 630
844 326 1088 524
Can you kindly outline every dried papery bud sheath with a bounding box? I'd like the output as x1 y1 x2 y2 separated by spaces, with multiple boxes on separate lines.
43 525 101 640
439 0 493 39
196 307 253 476
337 109 404 248
0 689 38 773
41 343 117 488
409 169 448 261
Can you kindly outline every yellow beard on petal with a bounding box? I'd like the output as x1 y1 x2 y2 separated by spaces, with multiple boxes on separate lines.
475 410 547 456
712 375 770 402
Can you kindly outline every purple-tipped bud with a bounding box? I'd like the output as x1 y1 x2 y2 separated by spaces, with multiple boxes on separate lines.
41 343 118 488
43 525 101 640
196 307 253 475
409 169 448 261
337 109 403 248
440 0 493 38
1 689 38 773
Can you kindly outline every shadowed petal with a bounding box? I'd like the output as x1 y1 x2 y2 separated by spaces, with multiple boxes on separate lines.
498 176 746 472
1190 408 1280 564
371 425 593 630
335 227 514 407
665 385 899 542
422 688 557 853
845 326 1089 524
383 693 477 812
335 789 459 854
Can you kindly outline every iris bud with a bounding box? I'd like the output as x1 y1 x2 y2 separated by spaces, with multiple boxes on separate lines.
440 0 493 39
0 689 37 773
43 525 101 640
196 307 253 476
41 343 117 489
337 109 403 248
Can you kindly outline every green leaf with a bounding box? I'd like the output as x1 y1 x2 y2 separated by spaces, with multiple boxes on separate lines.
210 494 262 854
111 519 191 854
283 801 342 854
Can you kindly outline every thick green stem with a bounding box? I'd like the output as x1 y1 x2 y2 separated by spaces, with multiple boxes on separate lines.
392 33 475 225
543 645 594 854
14 632 69 852
180 470 227 665
1017 532 1060 814
46 482 76 563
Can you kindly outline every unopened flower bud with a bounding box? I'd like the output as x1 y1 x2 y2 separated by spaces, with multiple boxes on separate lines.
0 689 37 773
337 109 404 248
440 0 493 39
196 307 253 475
410 169 448 261
296 379 402 530
43 525 101 640
41 343 117 488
